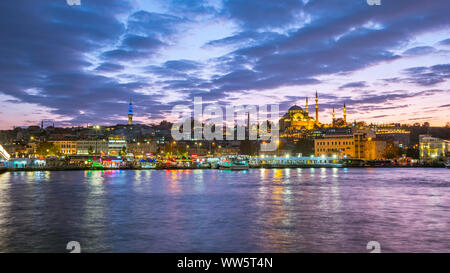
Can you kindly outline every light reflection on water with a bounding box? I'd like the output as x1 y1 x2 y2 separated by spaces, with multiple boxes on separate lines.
0 168 449 252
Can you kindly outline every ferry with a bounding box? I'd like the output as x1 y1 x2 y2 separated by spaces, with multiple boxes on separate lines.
219 156 249 170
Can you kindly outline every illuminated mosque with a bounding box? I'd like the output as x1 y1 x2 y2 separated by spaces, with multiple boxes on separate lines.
280 92 347 138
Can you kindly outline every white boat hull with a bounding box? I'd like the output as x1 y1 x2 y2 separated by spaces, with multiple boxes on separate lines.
219 165 249 170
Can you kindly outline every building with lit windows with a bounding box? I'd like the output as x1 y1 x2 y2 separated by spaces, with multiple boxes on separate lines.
127 141 157 157
76 139 108 155
315 128 386 160
419 134 447 161
52 140 77 155
108 136 127 155
314 128 355 158
372 124 411 147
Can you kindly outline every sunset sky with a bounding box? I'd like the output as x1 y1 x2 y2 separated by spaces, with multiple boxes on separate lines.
0 0 449 129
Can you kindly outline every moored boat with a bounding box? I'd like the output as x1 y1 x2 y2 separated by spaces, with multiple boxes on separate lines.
219 164 249 170
218 156 249 170
445 161 450 169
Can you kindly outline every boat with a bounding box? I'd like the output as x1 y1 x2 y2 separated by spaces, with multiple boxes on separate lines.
139 158 158 169
219 164 249 170
218 156 249 170
365 159 393 167
445 161 450 169
342 158 365 167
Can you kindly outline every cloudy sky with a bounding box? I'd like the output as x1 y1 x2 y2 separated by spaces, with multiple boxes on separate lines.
0 0 449 129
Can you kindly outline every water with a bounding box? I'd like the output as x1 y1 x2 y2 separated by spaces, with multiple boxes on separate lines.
0 168 449 253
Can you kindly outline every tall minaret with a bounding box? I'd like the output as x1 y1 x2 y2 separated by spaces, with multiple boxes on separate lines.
305 97 309 115
332 107 335 126
343 102 347 125
128 98 133 125
315 91 319 124
247 111 250 140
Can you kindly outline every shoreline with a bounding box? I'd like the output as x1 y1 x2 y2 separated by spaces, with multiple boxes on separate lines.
0 165 446 173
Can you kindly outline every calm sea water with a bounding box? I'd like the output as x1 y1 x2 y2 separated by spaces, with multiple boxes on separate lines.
0 168 449 253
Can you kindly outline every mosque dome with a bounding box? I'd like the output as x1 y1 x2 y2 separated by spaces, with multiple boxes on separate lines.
288 105 303 111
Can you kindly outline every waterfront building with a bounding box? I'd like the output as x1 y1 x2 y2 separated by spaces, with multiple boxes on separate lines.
5 158 46 168
3 140 33 158
315 128 386 160
419 134 447 161
108 136 127 156
314 128 354 158
76 139 108 155
361 135 387 160
52 140 77 155
372 123 411 147
127 141 157 157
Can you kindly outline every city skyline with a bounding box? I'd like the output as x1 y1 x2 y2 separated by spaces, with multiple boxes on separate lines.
0 0 449 130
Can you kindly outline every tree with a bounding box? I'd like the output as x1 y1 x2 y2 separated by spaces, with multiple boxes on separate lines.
405 147 419 159
295 139 314 155
120 146 127 156
36 142 60 157
382 142 401 159
177 144 187 155
239 140 257 155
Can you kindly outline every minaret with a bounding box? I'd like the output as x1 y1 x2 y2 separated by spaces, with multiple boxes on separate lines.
128 98 133 125
343 102 347 125
305 97 309 115
247 111 250 140
315 91 319 124
332 107 335 126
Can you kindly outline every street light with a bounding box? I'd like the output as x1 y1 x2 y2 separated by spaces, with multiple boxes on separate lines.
211 142 216 155
276 139 280 157
194 142 202 155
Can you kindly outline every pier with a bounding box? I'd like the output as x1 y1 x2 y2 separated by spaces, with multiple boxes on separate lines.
249 156 343 168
